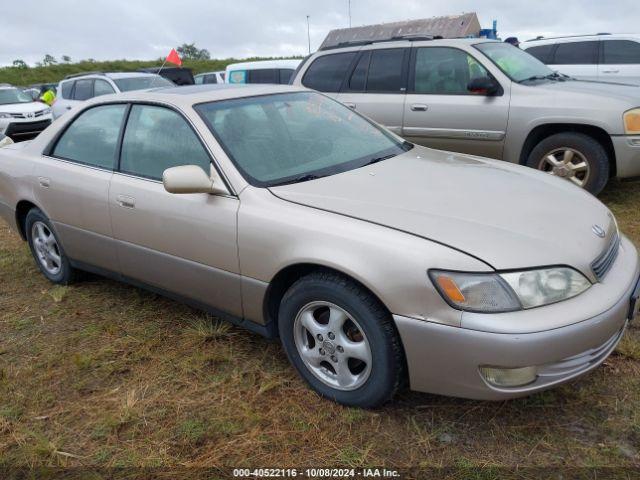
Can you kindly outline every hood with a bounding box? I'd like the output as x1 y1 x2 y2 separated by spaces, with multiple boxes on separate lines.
270 146 615 278
533 78 640 102
0 101 49 114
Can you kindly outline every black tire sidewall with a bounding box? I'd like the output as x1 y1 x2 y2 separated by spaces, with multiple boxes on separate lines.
278 274 401 408
526 132 610 195
25 209 74 284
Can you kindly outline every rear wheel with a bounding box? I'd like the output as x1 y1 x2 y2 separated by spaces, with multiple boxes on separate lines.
526 132 610 195
25 208 78 284
278 271 404 408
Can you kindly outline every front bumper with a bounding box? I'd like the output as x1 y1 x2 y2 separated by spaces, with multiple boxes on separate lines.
612 135 640 178
395 237 640 400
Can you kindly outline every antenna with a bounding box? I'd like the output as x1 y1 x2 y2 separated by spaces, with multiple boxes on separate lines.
348 0 352 27
307 15 311 54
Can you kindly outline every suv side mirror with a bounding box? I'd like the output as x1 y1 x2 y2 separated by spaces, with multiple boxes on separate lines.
163 165 217 194
467 77 500 96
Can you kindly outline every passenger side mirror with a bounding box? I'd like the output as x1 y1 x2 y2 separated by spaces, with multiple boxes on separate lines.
467 77 500 96
163 165 217 194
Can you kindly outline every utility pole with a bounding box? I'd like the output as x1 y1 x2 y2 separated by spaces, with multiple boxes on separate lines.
348 0 352 27
306 15 311 54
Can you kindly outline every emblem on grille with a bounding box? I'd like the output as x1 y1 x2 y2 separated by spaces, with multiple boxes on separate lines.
592 224 606 238
26 112 35 119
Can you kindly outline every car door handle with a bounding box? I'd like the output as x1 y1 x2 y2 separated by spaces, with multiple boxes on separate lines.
65 106 72 110
602 69 620 74
410 104 428 112
116 195 136 209
343 102 356 109
38 177 50 188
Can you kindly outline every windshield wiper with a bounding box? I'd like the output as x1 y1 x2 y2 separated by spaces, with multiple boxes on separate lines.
366 153 398 165
271 173 323 186
519 72 567 83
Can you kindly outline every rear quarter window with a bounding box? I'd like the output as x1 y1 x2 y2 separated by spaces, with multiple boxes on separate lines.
524 44 555 64
60 81 74 99
603 40 640 64
302 52 358 92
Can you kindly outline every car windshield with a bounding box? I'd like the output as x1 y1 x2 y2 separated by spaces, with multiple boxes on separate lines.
474 42 555 82
0 88 33 105
195 91 410 187
113 76 173 92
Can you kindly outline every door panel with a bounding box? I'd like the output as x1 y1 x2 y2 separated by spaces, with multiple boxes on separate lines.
403 47 509 159
599 39 640 83
109 175 242 317
550 41 599 80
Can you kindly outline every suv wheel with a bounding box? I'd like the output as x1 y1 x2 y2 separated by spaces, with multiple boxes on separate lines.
526 132 610 195
278 271 404 408
25 208 78 284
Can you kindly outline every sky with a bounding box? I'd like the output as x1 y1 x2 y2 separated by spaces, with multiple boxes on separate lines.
1 0 638 66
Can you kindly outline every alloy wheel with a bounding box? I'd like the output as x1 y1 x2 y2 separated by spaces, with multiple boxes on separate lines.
31 221 62 275
293 301 372 391
538 147 590 187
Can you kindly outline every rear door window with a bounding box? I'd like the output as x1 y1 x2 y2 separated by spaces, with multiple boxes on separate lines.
278 69 294 84
551 41 598 64
412 47 489 95
73 79 94 100
525 44 555 64
603 40 640 64
53 104 127 169
302 52 358 92
365 48 406 93
119 105 211 180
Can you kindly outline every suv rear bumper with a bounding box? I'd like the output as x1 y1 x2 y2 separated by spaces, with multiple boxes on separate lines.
612 135 640 178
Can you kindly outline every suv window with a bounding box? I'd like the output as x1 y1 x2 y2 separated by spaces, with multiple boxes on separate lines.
366 49 406 93
53 105 126 169
60 81 73 99
525 44 555 64
120 105 211 180
551 41 598 65
247 69 278 84
204 74 218 84
413 47 489 95
94 79 115 97
73 79 94 100
603 40 640 64
302 52 358 92
278 69 294 84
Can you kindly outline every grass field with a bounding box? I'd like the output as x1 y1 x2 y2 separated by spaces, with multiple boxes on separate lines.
0 179 639 474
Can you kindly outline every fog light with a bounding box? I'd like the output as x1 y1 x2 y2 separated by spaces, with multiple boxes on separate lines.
479 366 537 388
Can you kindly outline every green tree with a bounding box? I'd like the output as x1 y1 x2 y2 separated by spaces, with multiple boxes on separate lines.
176 43 211 60
61 55 71 63
12 59 28 69
42 54 57 66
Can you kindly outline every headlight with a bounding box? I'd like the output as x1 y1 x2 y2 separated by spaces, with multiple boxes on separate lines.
0 113 11 119
430 267 591 313
624 108 640 135
42 107 52 114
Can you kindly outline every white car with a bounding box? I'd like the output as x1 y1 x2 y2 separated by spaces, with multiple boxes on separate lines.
522 34 640 84
225 59 301 85
52 72 173 119
194 71 226 84
0 86 53 141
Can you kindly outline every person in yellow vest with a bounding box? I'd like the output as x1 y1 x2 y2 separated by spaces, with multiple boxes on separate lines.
39 86 56 106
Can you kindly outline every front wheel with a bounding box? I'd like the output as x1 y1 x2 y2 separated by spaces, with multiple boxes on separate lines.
278 271 404 408
526 132 610 195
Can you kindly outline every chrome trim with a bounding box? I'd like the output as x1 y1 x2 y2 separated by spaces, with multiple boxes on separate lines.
402 127 505 141
592 231 620 281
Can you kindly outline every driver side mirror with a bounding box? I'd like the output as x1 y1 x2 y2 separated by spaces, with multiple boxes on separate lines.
163 165 220 194
467 76 500 96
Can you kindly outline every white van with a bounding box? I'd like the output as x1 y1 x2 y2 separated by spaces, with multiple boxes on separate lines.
225 59 301 85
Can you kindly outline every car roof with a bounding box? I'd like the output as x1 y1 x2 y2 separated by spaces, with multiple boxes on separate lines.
60 72 158 82
84 83 308 107
195 71 225 76
523 33 640 47
225 59 302 71
312 37 498 54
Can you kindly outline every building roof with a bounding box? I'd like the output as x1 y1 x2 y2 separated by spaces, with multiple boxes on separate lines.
319 13 482 50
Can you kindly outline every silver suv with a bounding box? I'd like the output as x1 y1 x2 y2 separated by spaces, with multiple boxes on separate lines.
291 38 640 194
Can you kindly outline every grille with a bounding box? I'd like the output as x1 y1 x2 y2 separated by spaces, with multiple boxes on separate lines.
591 232 620 281
5 119 51 139
8 110 47 119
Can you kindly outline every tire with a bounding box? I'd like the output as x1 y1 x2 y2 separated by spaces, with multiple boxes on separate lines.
526 132 610 195
278 271 404 408
25 208 78 284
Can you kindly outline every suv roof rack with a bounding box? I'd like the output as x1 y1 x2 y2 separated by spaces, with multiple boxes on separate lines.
525 33 611 42
319 34 440 51
63 71 107 80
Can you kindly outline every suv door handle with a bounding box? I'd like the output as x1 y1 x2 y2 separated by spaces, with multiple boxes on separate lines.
410 104 428 112
116 195 136 209
38 177 50 188
343 102 356 109
65 106 72 110
602 69 619 74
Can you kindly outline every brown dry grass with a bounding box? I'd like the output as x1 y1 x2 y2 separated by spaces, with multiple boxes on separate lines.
0 179 639 471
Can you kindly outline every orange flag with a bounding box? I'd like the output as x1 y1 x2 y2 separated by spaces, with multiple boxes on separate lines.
166 48 182 66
